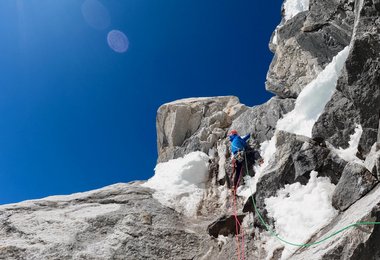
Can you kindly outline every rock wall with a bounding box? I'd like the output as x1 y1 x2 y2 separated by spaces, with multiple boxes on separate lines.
0 183 257 260
266 0 355 98
312 0 380 155
156 96 247 163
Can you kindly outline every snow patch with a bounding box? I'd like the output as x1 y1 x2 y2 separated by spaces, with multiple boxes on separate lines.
277 46 350 137
142 152 209 217
265 171 338 259
283 0 310 21
328 124 364 164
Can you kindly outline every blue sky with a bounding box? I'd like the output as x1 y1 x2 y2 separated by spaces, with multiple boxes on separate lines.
0 0 282 204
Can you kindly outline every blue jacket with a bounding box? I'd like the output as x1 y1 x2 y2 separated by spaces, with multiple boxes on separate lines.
229 133 250 154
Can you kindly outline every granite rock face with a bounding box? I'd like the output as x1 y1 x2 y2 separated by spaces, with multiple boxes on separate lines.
0 183 249 260
156 96 247 162
0 183 208 260
312 0 380 155
365 142 380 179
229 97 295 145
250 131 347 224
332 162 379 211
266 0 355 98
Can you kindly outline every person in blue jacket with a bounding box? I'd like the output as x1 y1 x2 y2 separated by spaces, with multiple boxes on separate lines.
229 129 251 191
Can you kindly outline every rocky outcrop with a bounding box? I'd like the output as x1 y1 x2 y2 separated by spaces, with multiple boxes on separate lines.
207 214 245 238
229 97 295 145
293 140 348 185
312 0 380 155
0 183 210 260
266 0 355 98
156 96 247 162
0 183 250 260
365 142 380 179
249 131 348 225
332 162 378 211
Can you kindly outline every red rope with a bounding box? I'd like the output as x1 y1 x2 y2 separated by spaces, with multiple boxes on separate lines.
231 160 246 260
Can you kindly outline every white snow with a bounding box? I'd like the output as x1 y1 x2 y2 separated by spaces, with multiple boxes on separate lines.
277 46 350 137
265 171 338 259
142 151 209 216
328 124 364 164
290 183 380 259
283 0 310 21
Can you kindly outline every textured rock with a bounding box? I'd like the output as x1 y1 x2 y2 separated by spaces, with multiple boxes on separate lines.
266 0 355 98
332 162 378 211
229 97 295 145
293 141 330 182
364 142 380 179
248 131 349 224
156 96 247 162
207 214 245 238
293 141 348 184
320 151 349 185
312 0 380 155
0 183 254 260
251 131 307 226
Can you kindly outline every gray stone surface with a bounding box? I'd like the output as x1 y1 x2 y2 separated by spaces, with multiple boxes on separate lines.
365 142 380 179
248 131 348 225
207 214 245 238
293 141 348 185
156 96 247 162
229 97 295 145
251 131 307 226
312 0 380 155
266 0 355 98
332 162 378 211
0 183 249 260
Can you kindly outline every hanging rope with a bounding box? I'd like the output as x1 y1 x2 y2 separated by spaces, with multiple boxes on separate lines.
230 159 246 260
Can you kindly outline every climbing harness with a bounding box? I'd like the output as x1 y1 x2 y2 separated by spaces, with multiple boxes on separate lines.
242 152 380 248
233 150 245 163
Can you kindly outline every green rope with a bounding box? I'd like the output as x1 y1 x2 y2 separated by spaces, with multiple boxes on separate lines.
243 152 380 247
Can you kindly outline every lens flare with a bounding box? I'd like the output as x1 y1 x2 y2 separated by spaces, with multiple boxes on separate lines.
81 0 110 30
107 30 129 53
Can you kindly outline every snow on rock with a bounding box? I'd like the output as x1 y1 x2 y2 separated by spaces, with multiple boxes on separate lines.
250 46 350 183
276 46 350 137
265 171 338 259
283 0 310 21
292 182 380 259
142 151 209 216
328 124 364 164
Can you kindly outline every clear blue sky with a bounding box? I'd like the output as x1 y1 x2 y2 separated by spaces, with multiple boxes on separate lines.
0 0 282 204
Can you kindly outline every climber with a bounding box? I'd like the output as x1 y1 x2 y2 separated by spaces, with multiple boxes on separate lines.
229 130 263 191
